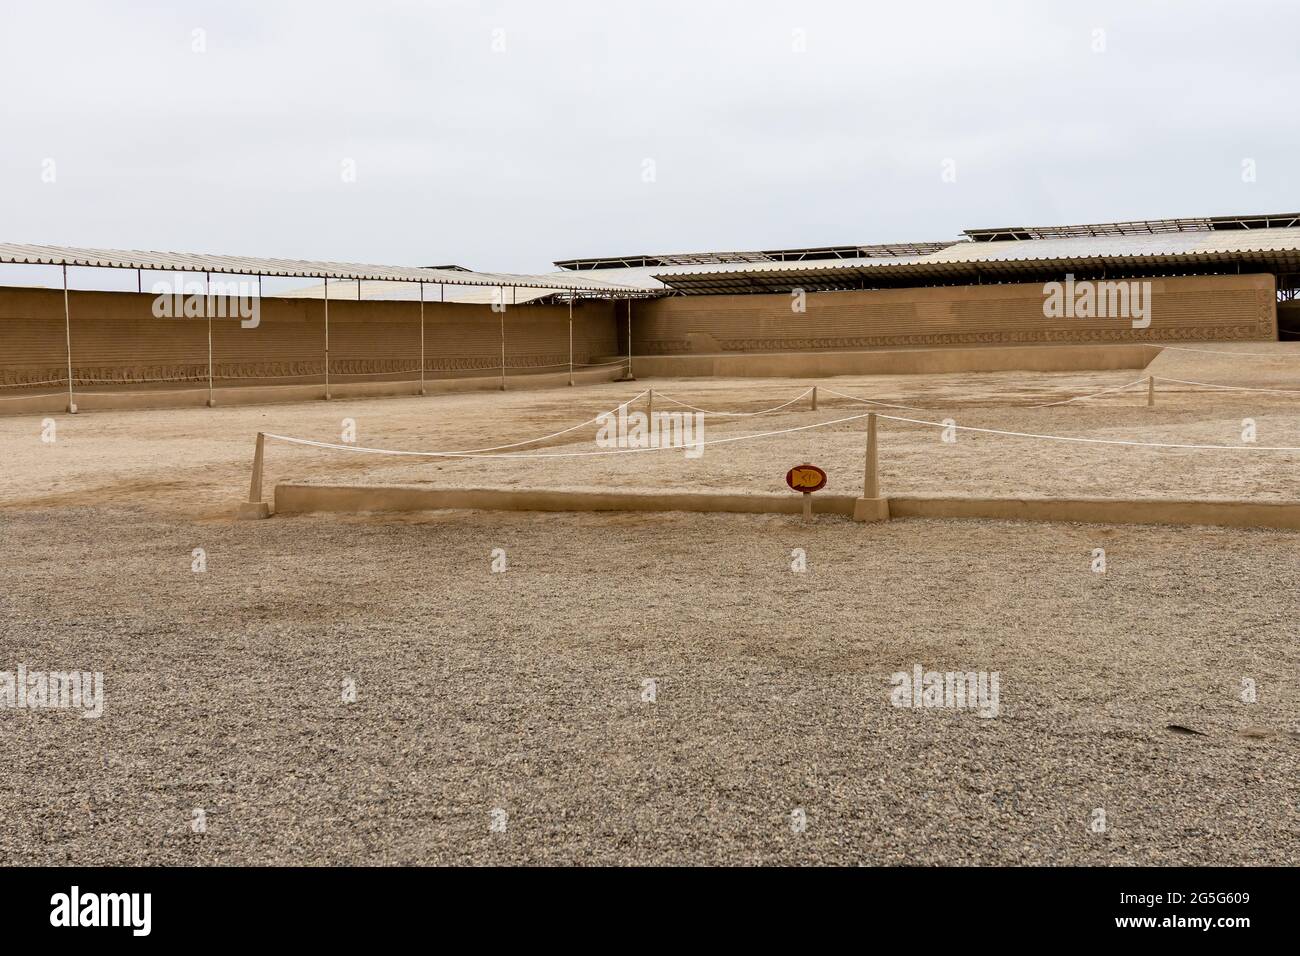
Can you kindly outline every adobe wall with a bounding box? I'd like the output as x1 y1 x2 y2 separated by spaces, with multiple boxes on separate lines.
0 288 617 388
628 273 1277 355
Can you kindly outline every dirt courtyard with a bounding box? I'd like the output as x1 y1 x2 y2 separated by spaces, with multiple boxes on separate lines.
2 351 1298 865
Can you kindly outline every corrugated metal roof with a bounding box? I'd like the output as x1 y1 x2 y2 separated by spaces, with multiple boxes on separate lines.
964 211 1300 241
654 228 1300 293
0 242 646 295
554 241 957 271
275 279 561 306
927 228 1300 263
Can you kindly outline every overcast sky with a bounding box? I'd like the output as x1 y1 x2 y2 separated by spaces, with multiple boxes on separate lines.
2 0 1298 276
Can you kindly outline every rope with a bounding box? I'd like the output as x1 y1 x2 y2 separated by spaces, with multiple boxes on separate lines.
1153 376 1300 395
651 388 813 416
441 389 648 453
875 414 1300 451
0 389 70 402
1157 344 1300 358
1029 379 1146 407
264 408 880 460
817 387 932 411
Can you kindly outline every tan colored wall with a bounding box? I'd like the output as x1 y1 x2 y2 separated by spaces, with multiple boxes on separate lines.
0 288 616 388
630 274 1277 355
0 274 1279 397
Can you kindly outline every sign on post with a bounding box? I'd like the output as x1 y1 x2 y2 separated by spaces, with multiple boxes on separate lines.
785 463 827 522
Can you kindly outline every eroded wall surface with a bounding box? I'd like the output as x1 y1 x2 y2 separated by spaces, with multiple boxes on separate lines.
0 289 616 387
629 274 1277 355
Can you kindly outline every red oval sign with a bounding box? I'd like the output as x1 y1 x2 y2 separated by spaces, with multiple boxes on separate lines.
785 464 827 493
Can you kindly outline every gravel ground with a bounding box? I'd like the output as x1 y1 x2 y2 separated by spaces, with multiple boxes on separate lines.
3 354 1300 517
2 353 1298 865
0 507 1296 865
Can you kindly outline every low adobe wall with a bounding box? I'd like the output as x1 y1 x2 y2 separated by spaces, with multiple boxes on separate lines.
275 484 860 517
620 343 1160 379
270 483 1300 531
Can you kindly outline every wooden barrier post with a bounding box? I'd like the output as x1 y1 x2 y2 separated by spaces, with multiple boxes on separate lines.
811 385 817 411
1147 375 1155 407
647 387 653 422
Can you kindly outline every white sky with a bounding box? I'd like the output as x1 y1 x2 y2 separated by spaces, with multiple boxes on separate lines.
2 0 1297 277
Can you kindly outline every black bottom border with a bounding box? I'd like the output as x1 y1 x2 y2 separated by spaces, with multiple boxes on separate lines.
1 865 1288 941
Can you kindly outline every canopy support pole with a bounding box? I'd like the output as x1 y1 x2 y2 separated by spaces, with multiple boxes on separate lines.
205 270 215 407
499 286 507 391
568 295 574 387
625 299 635 380
62 264 76 414
323 276 330 400
418 280 425 396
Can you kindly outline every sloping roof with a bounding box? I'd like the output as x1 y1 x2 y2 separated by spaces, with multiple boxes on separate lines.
654 228 1300 293
964 211 1300 241
0 242 644 295
274 279 561 306
554 241 956 271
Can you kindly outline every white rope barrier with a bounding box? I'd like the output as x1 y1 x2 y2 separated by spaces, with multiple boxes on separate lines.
652 388 813 416
0 389 71 402
264 408 880 460
875 413 1300 451
1029 379 1147 407
441 389 649 454
1153 376 1300 395
267 402 1300 460
818 386 933 411
1156 344 1300 358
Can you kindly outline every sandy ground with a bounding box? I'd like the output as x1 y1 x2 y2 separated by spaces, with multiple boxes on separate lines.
5 346 1300 512
1 348 1298 864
